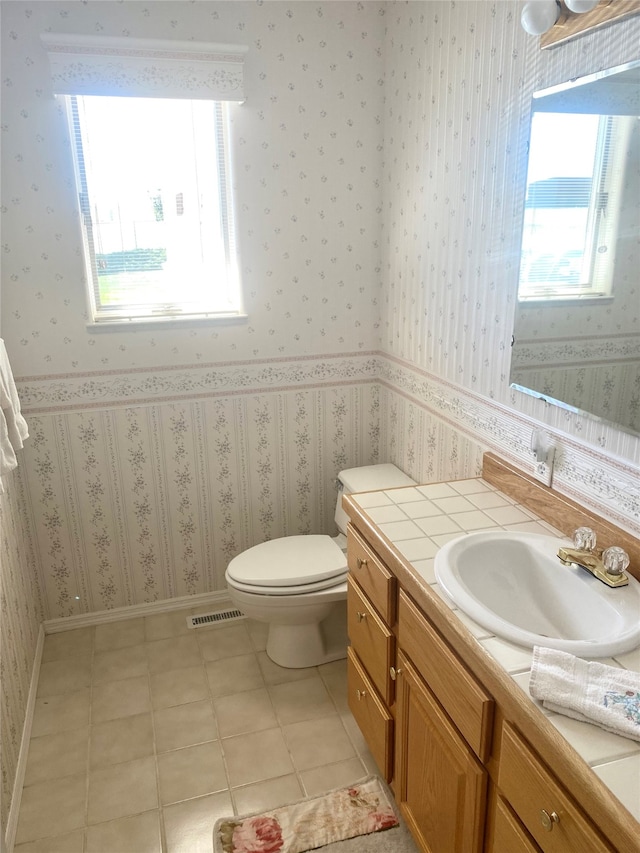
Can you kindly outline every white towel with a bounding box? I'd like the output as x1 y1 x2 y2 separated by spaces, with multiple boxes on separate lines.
530 646 640 742
0 339 29 490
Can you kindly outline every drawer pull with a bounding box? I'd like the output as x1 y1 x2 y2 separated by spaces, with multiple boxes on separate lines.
389 666 403 680
356 557 368 569
356 689 367 700
356 611 367 623
540 810 560 832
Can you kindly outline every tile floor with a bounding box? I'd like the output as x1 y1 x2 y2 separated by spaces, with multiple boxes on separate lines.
15 611 380 852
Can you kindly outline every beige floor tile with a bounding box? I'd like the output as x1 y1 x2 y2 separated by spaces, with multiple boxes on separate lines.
146 634 202 673
90 712 154 768
224 727 294 788
85 809 162 853
318 660 349 712
341 711 370 754
15 775 86 844
87 756 158 824
269 675 336 725
14 829 84 853
144 610 192 641
150 664 209 709
163 791 233 853
205 653 264 698
31 688 90 738
42 628 94 662
232 774 303 816
246 619 269 652
92 644 148 684
154 700 217 752
95 617 145 652
283 715 356 771
25 727 89 785
157 741 227 805
197 623 254 661
300 758 368 796
257 650 317 685
36 657 92 698
91 674 151 722
214 687 278 738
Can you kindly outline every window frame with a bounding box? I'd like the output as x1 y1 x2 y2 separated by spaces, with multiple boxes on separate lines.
65 94 245 329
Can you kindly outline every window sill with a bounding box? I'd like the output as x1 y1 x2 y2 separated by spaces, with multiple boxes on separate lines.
86 314 248 333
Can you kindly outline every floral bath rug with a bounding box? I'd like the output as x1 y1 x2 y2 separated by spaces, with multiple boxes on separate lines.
213 776 399 853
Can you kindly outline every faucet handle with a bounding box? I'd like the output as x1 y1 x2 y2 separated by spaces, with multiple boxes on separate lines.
573 526 597 552
602 546 630 577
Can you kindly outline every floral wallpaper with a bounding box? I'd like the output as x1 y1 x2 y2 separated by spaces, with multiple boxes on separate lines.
0 469 43 835
22 384 379 617
2 1 640 842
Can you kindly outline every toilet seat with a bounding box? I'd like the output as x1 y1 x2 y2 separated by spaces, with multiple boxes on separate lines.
226 534 347 596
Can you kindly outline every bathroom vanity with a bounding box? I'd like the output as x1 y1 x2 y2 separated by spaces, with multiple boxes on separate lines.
344 454 640 853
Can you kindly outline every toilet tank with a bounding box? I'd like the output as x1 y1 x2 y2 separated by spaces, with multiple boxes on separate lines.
334 463 417 535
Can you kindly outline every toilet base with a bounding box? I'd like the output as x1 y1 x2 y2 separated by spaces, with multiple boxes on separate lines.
266 600 347 668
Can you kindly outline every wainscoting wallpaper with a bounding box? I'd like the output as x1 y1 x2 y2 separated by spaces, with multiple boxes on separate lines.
0 471 43 833
2 1 640 844
23 382 379 617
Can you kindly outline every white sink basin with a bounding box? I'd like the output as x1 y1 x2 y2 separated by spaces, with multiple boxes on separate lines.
434 531 640 658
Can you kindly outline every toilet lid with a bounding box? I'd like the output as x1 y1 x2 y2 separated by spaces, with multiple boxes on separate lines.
226 535 347 588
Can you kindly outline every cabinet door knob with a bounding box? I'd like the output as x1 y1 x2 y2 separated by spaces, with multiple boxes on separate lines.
356 557 368 569
356 611 367 623
540 810 560 831
389 666 403 680
356 689 367 700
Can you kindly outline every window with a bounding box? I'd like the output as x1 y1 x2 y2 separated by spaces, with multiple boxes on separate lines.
518 111 631 302
41 32 247 326
69 95 242 324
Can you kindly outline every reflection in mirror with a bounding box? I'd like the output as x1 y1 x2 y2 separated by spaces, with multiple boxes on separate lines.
511 61 640 436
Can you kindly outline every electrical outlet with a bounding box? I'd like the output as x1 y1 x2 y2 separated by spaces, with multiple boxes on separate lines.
531 429 555 486
532 456 554 486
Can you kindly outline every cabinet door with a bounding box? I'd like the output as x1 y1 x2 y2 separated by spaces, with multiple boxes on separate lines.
395 651 487 853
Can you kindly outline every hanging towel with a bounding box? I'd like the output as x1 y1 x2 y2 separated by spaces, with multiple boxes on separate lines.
0 338 29 491
530 646 640 742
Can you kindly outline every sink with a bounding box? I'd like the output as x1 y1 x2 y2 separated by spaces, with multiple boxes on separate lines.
434 531 640 658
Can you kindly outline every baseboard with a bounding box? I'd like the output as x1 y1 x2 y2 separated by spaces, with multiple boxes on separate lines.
43 590 233 634
5 624 45 853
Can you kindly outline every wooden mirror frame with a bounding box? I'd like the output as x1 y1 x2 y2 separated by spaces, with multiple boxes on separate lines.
541 0 640 49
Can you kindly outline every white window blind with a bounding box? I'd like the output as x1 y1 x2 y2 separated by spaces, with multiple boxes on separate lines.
40 33 247 101
41 33 247 326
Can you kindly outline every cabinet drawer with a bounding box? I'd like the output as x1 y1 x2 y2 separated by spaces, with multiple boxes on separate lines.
398 590 493 762
347 576 395 705
488 792 540 853
347 525 396 624
347 647 394 782
498 724 614 853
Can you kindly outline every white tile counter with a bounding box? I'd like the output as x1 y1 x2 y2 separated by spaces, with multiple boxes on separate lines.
351 477 640 823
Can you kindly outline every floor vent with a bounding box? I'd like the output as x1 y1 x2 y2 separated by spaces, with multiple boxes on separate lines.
186 609 245 629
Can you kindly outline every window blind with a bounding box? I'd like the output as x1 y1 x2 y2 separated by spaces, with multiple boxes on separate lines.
40 33 247 101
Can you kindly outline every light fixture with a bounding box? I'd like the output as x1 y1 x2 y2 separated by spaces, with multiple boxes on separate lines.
564 0 600 11
521 0 561 36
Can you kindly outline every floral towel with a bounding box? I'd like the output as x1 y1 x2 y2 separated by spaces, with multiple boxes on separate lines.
214 776 399 853
530 646 640 742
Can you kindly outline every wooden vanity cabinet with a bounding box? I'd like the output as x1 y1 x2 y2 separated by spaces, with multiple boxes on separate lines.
345 517 631 853
395 650 487 853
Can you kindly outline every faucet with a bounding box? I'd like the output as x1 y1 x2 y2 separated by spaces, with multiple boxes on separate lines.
558 527 630 588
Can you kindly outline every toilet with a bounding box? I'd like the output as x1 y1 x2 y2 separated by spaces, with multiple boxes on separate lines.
225 464 417 668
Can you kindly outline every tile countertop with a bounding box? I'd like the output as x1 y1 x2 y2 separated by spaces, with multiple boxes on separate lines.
350 476 640 823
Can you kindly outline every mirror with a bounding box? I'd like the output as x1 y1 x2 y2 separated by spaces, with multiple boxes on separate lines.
511 60 640 436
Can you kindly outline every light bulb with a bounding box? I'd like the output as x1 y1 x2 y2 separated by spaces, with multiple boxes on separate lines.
521 0 561 35
564 0 599 12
